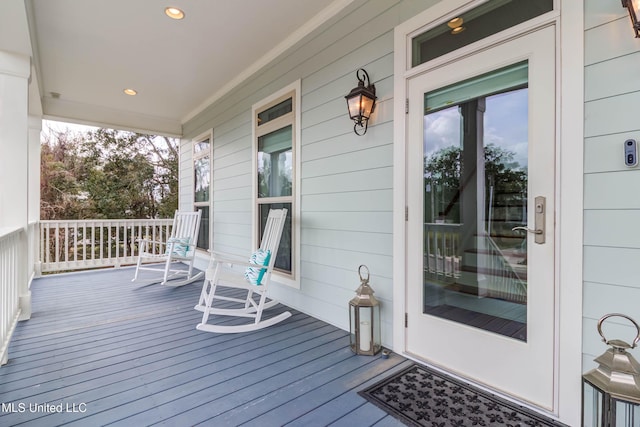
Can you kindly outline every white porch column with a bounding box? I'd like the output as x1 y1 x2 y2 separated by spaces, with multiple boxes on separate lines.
28 115 42 283
0 50 31 320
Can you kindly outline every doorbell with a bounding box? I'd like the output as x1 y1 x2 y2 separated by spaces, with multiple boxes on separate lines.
624 139 637 167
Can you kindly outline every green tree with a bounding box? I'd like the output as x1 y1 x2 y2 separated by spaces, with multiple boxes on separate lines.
423 144 527 222
40 129 94 219
40 125 179 220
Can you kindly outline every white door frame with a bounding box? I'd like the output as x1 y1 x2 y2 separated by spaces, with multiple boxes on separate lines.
391 0 583 424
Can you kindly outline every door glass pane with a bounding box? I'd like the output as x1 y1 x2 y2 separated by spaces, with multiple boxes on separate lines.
422 63 529 341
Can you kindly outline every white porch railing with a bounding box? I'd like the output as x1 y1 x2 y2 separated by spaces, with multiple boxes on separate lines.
39 219 173 273
1 227 25 365
423 222 526 303
424 223 462 278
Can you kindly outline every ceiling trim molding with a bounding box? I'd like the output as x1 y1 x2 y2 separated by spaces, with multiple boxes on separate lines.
181 0 355 124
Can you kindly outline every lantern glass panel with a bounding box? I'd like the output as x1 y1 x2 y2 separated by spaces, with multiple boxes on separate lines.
360 96 374 120
358 306 373 352
583 380 604 427
632 0 640 17
349 304 357 351
347 95 363 120
373 305 381 350
615 399 640 427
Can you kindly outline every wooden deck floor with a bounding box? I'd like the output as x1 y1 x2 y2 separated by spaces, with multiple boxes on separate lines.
0 267 409 426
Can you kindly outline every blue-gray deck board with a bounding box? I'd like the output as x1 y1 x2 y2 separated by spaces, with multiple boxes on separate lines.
0 267 406 426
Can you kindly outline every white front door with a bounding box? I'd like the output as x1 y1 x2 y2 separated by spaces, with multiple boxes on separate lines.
406 25 556 410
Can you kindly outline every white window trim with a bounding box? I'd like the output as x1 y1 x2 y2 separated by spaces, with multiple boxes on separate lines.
193 129 213 252
251 79 301 289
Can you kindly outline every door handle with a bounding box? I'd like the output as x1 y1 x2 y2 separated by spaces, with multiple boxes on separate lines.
511 196 546 244
511 226 542 235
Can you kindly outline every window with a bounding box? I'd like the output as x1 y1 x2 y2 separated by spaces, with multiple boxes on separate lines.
411 0 553 67
253 81 300 286
193 133 211 250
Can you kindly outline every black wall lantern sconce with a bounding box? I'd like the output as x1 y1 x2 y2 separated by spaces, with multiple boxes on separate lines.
623 0 640 37
345 68 377 136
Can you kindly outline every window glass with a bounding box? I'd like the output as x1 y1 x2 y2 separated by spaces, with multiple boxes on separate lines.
194 157 210 202
259 203 292 273
412 0 553 67
196 205 210 250
258 98 292 126
194 138 210 153
193 134 211 251
257 126 292 198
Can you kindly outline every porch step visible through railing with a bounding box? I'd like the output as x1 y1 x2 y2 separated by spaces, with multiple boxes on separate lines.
1 227 25 365
39 219 173 273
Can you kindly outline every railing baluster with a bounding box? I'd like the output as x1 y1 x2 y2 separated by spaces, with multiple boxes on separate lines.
54 223 60 266
64 223 69 265
100 225 104 262
123 222 128 260
82 222 87 264
91 222 95 263
108 223 112 262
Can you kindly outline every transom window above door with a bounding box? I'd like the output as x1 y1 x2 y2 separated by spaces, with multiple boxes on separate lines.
411 0 553 67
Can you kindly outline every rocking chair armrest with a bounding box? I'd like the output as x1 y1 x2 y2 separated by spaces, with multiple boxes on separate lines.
211 256 262 269
137 238 165 246
138 238 197 248
209 250 247 262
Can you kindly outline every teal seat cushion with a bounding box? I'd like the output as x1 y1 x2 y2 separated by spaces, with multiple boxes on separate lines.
244 249 271 285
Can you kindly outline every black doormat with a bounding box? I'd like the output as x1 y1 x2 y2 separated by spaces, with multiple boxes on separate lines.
359 364 567 427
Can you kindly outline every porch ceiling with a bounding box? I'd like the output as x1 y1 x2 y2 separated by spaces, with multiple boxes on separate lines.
20 0 347 136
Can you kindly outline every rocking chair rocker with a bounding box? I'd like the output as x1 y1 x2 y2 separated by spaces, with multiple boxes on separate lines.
195 208 291 333
131 210 204 287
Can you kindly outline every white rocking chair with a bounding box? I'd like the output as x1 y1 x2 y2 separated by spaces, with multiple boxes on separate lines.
131 210 204 287
195 208 291 333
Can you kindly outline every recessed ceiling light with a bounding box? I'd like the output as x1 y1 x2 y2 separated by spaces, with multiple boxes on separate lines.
123 88 137 96
165 7 185 20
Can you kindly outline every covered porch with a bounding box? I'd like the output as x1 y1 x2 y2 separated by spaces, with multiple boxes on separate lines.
0 266 407 426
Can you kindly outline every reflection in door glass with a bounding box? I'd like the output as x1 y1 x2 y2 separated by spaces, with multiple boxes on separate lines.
422 64 528 341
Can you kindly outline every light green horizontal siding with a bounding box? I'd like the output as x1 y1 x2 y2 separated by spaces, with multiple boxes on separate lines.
180 0 435 340
583 0 640 369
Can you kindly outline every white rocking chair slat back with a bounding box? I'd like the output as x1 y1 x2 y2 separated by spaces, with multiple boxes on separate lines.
195 208 291 333
171 211 201 246
131 210 204 287
260 209 287 268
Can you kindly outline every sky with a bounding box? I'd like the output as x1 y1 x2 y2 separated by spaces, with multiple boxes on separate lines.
423 88 529 169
